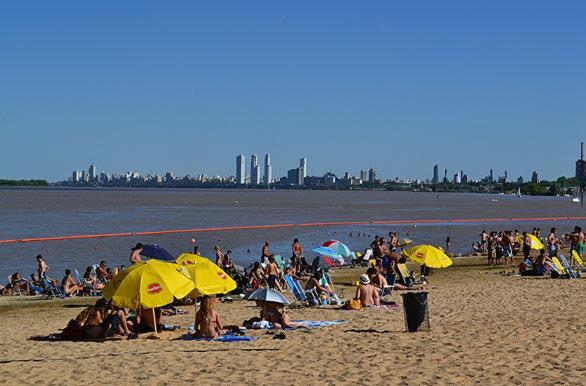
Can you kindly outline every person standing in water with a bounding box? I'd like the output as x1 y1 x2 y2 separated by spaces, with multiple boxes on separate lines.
261 241 271 265
291 238 303 271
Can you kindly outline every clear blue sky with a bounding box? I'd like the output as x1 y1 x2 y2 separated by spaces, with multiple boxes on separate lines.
1 1 584 182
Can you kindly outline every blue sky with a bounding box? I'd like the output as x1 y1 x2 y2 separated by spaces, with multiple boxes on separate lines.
1 1 584 181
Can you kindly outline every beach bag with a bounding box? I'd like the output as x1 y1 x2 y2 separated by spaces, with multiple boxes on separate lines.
345 299 362 310
61 319 83 341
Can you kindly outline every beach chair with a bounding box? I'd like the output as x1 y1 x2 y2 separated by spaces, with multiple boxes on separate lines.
559 255 578 279
42 276 65 298
379 274 395 298
7 275 23 296
283 274 319 306
396 263 415 287
551 256 568 278
321 273 342 305
572 251 586 271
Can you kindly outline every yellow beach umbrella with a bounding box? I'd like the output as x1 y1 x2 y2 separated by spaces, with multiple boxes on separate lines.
516 234 545 250
402 244 453 268
103 259 195 310
176 253 237 297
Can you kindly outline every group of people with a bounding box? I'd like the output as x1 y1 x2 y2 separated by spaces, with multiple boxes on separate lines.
1 255 118 298
480 226 585 267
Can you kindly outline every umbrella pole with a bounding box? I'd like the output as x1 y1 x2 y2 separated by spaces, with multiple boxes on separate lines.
153 308 158 335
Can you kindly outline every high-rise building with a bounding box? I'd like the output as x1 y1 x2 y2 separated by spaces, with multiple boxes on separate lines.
236 155 245 184
89 164 97 181
576 142 586 181
287 168 303 186
81 170 88 182
72 170 80 183
264 154 272 186
454 173 461 184
517 176 524 185
489 169 494 184
299 158 307 178
504 170 508 183
360 170 368 181
432 165 439 184
443 169 448 183
368 168 376 183
250 154 260 185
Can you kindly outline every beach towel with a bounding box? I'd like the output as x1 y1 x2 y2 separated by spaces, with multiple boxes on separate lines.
291 320 345 328
179 334 255 342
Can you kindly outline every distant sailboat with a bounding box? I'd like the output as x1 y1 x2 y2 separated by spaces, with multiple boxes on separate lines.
516 187 521 198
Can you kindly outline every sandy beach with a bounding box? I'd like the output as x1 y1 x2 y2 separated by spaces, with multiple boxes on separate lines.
1 257 585 385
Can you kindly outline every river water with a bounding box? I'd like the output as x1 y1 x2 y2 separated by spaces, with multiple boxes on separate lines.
0 188 584 280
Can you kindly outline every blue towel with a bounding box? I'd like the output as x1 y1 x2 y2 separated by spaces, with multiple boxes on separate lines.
292 320 345 328
179 334 255 342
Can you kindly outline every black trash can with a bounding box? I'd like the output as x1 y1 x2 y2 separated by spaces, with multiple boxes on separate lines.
401 291 430 332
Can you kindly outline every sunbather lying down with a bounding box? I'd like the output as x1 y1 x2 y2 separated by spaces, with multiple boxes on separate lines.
242 301 301 330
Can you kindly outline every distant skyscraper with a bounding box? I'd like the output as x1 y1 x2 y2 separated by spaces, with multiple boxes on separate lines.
360 170 368 181
517 176 524 185
89 164 97 181
443 169 448 183
368 168 376 183
81 170 88 182
489 169 494 184
299 158 307 178
72 170 80 183
504 170 508 183
236 155 245 184
576 142 586 181
264 154 272 186
250 154 260 185
432 165 439 184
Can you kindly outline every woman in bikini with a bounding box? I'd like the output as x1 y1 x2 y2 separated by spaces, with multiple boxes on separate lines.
194 296 223 339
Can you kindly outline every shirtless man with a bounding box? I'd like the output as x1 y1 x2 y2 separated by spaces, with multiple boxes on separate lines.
130 243 143 264
261 241 271 264
36 255 49 279
264 255 282 291
355 274 380 306
291 238 303 269
547 228 559 258
305 271 330 298
367 267 387 289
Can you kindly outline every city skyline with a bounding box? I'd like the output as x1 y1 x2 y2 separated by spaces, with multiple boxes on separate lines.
2 2 585 181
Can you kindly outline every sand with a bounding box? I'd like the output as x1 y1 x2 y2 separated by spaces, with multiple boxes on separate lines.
1 257 585 385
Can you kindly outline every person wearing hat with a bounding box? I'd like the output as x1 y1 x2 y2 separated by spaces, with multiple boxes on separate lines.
354 273 380 307
130 243 144 264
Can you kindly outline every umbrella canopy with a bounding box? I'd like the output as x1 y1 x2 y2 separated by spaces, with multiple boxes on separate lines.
516 234 545 250
246 287 290 305
176 253 237 297
312 246 343 260
312 255 334 271
402 244 453 268
140 244 175 261
103 259 195 309
321 240 352 258
176 253 207 266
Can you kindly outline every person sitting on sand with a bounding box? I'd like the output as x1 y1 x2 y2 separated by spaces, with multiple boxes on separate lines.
61 269 81 297
262 302 300 329
78 299 136 339
194 296 223 339
535 249 551 276
130 243 143 264
136 306 162 332
249 262 266 288
285 265 302 281
305 271 330 299
6 272 31 295
355 274 380 306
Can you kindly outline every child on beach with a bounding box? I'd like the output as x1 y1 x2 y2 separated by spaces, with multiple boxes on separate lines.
265 256 282 291
194 296 223 339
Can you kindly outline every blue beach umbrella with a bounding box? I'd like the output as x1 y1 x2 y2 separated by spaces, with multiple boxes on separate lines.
140 244 175 261
312 246 343 260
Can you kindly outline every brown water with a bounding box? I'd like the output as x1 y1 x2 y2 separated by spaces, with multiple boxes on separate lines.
0 188 584 279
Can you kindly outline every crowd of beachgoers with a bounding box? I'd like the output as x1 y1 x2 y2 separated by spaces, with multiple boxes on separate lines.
2 226 585 342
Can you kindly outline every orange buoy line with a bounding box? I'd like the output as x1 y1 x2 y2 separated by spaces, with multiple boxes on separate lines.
1 216 586 245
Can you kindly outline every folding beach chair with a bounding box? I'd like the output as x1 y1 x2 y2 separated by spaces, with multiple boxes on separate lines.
283 274 319 306
321 273 342 305
551 256 568 278
396 263 415 287
559 255 578 279
7 275 23 297
42 276 65 298
572 251 586 271
379 274 395 298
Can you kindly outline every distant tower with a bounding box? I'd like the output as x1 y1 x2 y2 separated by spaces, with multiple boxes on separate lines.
264 154 272 186
504 170 508 183
433 165 439 184
360 170 368 181
368 168 376 183
576 142 586 181
531 171 539 183
299 158 307 178
72 170 80 183
236 155 245 184
89 164 97 181
443 169 448 183
250 154 260 185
